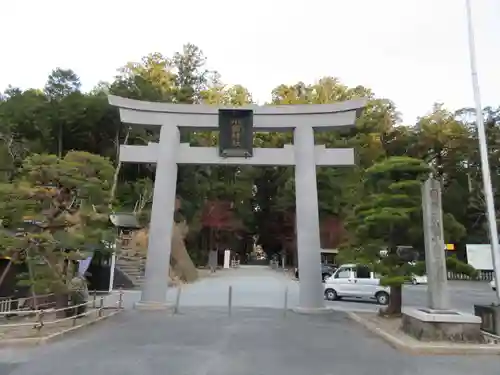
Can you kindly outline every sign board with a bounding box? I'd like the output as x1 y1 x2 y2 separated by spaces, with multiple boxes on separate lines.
466 244 494 270
445 244 455 251
218 109 253 157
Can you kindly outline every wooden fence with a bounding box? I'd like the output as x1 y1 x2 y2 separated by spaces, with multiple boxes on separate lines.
0 291 123 333
0 294 55 314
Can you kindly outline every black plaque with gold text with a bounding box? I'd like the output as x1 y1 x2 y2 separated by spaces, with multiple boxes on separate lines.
218 109 253 157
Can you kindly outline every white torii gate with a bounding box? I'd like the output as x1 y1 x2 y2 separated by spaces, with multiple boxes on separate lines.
109 95 367 313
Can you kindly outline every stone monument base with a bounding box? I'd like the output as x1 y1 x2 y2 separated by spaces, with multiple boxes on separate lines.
474 304 500 336
401 307 484 343
134 301 172 311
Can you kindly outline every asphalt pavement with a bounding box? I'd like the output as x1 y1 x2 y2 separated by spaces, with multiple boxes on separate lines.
325 280 496 313
4 307 500 375
110 266 496 314
1 266 498 375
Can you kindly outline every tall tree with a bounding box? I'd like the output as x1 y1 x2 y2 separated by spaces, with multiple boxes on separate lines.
0 151 114 306
44 68 81 99
347 156 430 315
111 52 176 102
173 43 210 104
44 68 83 157
1 44 500 272
261 77 397 260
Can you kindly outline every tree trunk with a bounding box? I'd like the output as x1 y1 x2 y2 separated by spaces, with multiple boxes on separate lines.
26 254 38 310
170 223 198 282
0 260 13 292
55 293 69 319
109 128 130 208
381 285 402 317
58 123 63 158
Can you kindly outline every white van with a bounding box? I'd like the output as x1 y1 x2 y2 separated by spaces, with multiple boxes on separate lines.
324 263 390 305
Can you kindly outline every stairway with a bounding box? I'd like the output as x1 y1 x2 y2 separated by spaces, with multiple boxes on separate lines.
114 234 146 290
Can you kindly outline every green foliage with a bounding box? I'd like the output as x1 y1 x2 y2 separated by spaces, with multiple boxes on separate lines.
1 42 499 268
446 255 478 279
351 157 431 244
0 151 115 294
346 157 430 290
380 276 407 287
44 68 81 99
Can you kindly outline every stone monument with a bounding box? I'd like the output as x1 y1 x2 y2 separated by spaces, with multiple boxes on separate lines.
108 95 366 313
401 178 483 342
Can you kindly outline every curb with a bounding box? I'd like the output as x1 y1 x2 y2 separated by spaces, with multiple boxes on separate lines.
0 310 122 348
347 312 500 355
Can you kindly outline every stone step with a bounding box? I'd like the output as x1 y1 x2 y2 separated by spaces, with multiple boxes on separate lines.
122 272 143 278
118 268 144 273
117 265 144 271
115 263 145 289
118 265 143 270
125 272 144 279
118 268 144 274
119 271 144 278
119 257 144 262
124 275 144 280
116 262 144 268
119 270 143 274
119 252 145 258
117 263 144 269
119 269 144 275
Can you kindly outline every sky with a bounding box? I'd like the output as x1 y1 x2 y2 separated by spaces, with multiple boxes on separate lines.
1 0 499 124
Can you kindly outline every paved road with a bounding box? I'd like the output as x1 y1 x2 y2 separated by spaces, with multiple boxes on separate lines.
3 308 499 375
112 266 496 314
1 266 497 375
325 280 495 314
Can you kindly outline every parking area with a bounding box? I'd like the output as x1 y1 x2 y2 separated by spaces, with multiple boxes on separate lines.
324 280 495 313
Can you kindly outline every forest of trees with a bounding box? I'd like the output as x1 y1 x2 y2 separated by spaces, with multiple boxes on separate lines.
1 42 499 276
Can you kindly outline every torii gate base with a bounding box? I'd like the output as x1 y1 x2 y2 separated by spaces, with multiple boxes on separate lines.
109 96 366 313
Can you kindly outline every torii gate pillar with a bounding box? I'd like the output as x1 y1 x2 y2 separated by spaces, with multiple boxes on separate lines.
293 125 324 311
109 95 367 313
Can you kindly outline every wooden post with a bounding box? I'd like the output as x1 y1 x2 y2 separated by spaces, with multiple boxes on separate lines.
35 310 44 332
118 289 124 309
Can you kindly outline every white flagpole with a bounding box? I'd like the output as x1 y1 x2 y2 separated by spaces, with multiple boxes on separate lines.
465 0 500 300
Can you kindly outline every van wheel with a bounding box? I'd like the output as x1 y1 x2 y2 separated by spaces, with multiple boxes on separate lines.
375 291 389 305
322 273 330 282
324 288 338 301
